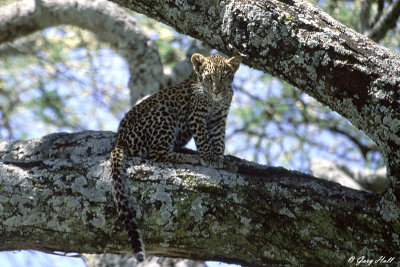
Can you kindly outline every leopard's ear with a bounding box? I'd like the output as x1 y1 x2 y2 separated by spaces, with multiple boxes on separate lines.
226 56 242 72
191 53 207 73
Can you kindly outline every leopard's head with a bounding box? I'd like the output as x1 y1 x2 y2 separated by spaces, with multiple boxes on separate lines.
191 53 242 101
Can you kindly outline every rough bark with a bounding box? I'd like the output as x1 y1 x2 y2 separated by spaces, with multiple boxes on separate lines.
0 0 165 105
0 131 399 266
108 0 400 198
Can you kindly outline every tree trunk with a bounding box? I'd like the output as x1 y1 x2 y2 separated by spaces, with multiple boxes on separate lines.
108 0 400 199
1 131 399 266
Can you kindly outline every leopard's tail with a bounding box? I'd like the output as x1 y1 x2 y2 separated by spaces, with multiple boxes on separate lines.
110 145 145 262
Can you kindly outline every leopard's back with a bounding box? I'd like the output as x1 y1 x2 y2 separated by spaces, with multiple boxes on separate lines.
116 83 193 158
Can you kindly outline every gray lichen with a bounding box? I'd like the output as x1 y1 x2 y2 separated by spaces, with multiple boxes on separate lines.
1 131 400 265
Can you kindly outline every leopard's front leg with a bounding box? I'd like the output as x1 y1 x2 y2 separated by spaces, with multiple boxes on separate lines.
207 109 229 156
189 95 236 171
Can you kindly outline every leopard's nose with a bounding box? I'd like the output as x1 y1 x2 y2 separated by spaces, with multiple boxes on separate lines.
212 81 223 94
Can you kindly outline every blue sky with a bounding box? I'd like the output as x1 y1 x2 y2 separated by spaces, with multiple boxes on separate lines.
0 251 85 267
0 251 239 267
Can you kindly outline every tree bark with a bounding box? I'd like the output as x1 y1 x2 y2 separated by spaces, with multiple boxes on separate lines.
108 0 400 198
0 131 399 266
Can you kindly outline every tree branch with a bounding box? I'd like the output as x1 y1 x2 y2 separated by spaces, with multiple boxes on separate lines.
310 158 387 193
108 0 400 196
359 0 372 34
0 0 165 104
0 131 399 266
366 0 400 42
0 37 40 57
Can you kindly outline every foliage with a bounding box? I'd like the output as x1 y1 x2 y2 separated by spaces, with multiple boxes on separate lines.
0 26 129 139
228 67 383 171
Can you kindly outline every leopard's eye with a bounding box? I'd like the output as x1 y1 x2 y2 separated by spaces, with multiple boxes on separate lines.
203 73 212 82
221 72 232 84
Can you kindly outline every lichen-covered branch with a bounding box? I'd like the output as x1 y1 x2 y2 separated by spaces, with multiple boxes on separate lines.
2 0 400 197
0 131 399 266
0 0 165 104
109 0 400 197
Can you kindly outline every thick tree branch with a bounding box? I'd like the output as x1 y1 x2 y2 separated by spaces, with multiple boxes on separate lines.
0 0 165 104
108 0 400 196
0 131 399 266
2 0 400 195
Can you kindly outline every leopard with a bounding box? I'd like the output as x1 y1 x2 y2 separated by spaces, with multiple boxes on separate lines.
109 53 242 262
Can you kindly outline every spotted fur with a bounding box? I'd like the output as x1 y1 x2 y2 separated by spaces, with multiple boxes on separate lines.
110 53 242 261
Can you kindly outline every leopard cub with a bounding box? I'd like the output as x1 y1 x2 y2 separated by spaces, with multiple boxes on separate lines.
110 53 242 261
